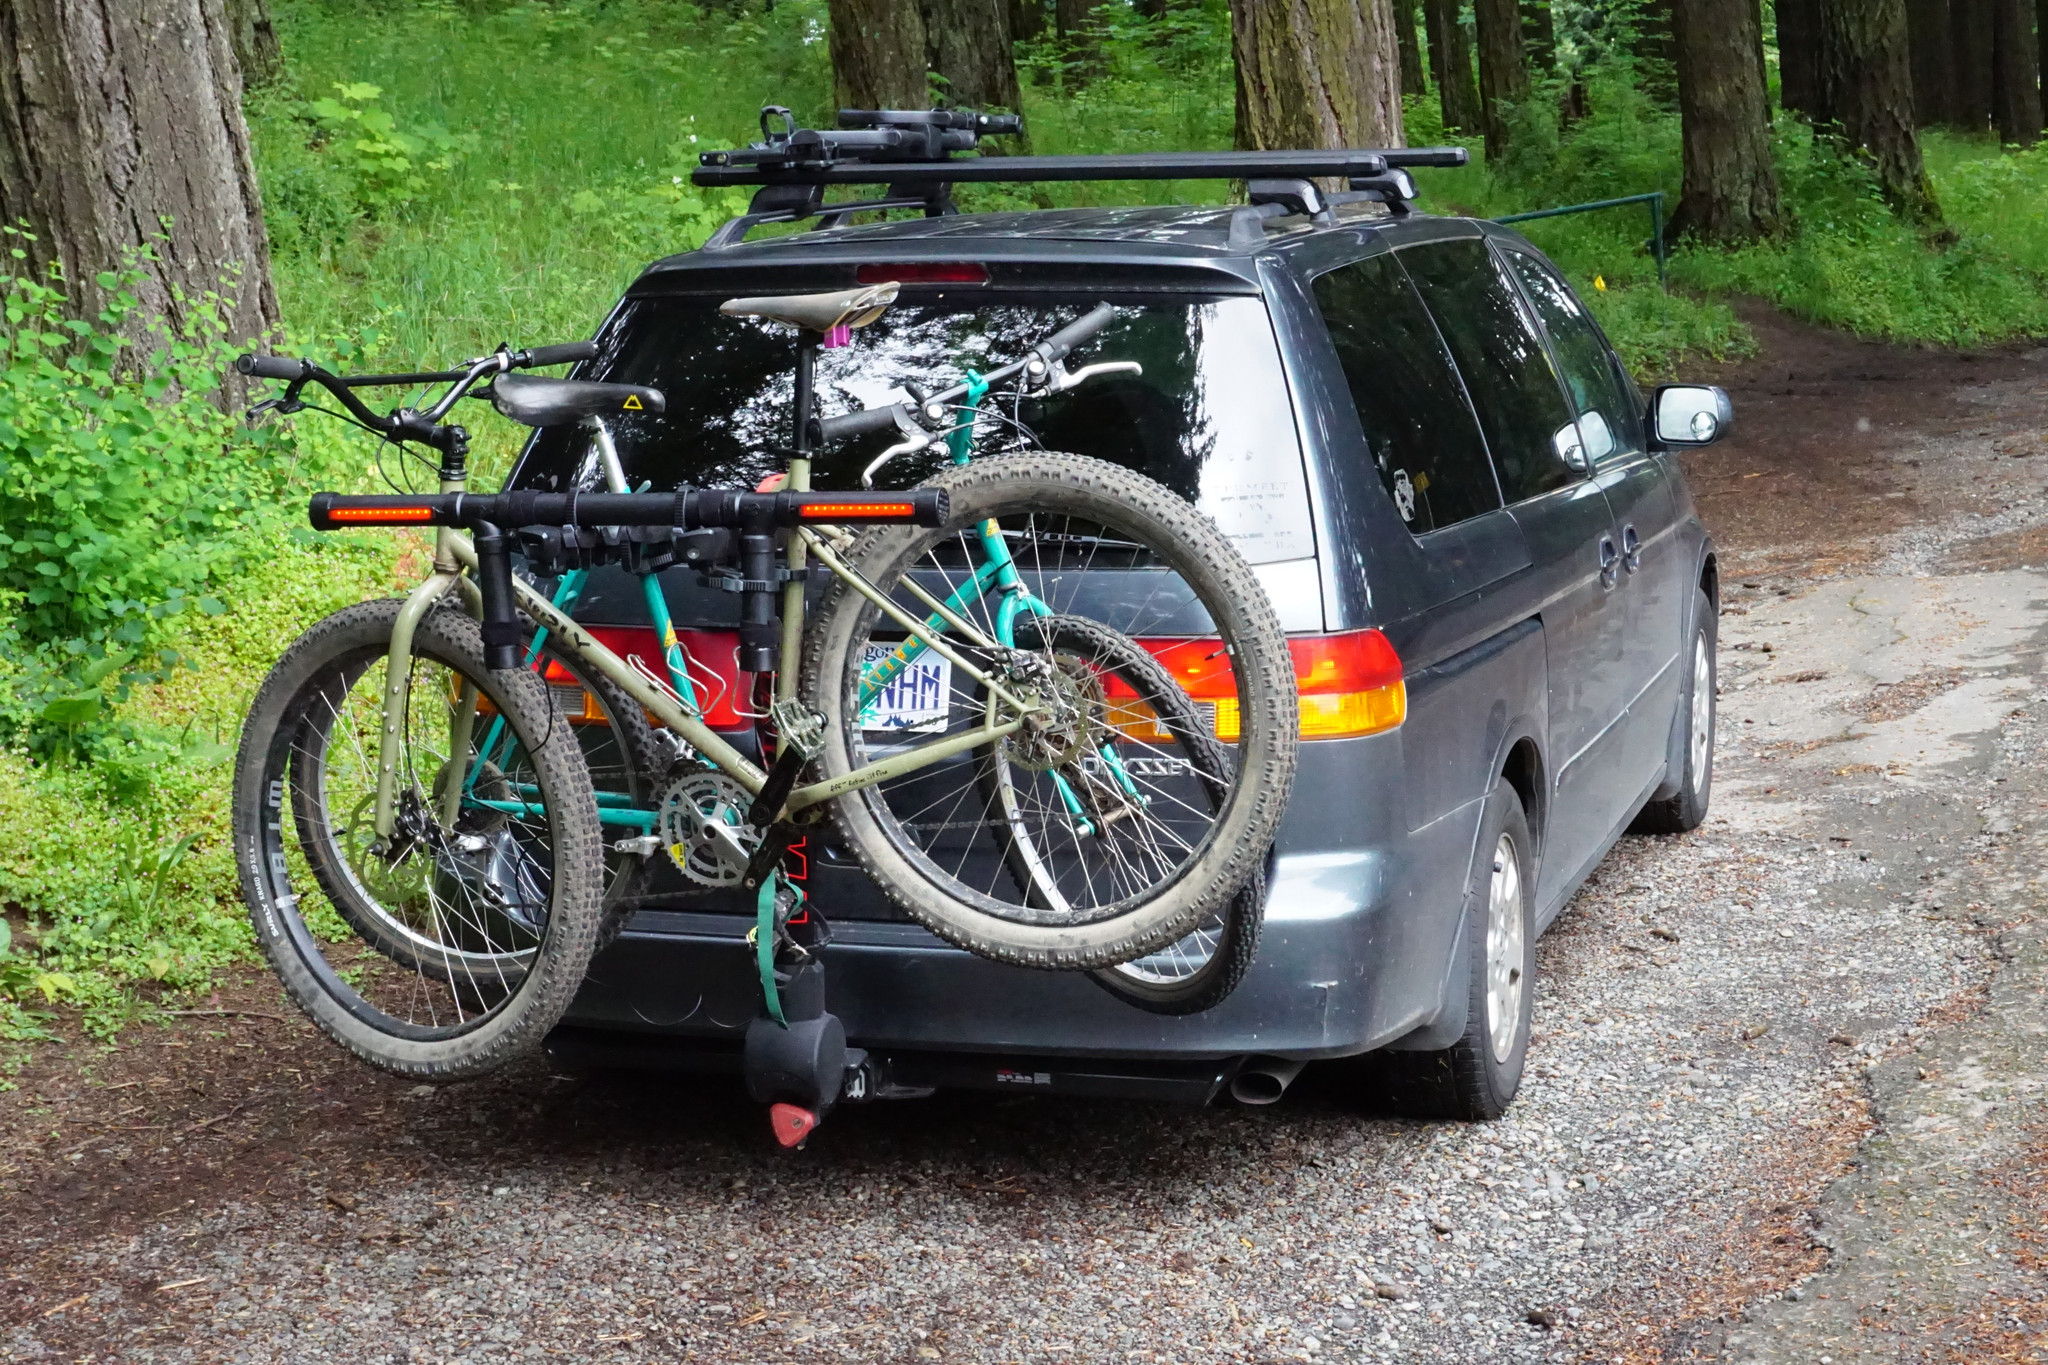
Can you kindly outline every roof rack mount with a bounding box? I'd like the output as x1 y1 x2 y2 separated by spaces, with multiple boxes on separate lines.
694 105 1468 248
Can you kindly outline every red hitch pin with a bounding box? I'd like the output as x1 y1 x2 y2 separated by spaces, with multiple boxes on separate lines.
770 1103 819 1148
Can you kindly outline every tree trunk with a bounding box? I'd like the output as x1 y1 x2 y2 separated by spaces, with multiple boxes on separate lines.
0 0 277 347
1010 0 1047 44
922 0 1023 113
1990 0 2042 143
1906 0 1955 125
1630 0 1680 105
2040 0 2048 113
1055 0 1103 78
1423 0 1481 129
1520 0 1555 76
223 0 280 89
1232 0 1405 153
1778 0 1824 115
1670 0 1783 242
831 0 929 110
1820 0 1940 220
1473 0 1528 162
1394 0 1427 96
1949 0 1994 129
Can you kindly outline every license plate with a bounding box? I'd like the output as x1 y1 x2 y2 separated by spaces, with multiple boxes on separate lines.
858 644 952 734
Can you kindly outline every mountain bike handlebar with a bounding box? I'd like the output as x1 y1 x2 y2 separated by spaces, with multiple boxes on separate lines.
815 302 1119 445
233 341 599 439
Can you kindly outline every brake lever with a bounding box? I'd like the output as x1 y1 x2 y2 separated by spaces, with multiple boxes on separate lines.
244 377 311 422
1037 360 1143 396
860 406 942 488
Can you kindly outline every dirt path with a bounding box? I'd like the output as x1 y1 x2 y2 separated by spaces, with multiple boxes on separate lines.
3 309 2046 1365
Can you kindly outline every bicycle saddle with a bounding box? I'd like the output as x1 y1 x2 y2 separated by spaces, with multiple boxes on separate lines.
490 373 666 428
719 282 899 333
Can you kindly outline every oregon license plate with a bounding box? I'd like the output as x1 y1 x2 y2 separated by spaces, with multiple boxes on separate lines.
858 644 952 734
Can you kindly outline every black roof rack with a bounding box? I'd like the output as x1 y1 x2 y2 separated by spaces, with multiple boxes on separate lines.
692 106 1468 249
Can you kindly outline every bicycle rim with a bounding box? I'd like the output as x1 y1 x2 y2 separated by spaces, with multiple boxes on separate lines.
281 639 569 1036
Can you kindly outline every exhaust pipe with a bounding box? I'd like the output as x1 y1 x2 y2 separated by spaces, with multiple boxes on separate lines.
1229 1056 1306 1106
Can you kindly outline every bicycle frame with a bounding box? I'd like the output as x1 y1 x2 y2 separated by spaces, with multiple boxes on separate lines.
366 440 1040 843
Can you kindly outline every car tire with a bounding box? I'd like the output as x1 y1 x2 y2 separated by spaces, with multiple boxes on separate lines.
1386 784 1536 1121
1632 586 1716 835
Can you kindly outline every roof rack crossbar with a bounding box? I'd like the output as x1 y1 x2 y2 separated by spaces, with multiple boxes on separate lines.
696 147 1466 188
693 105 1468 246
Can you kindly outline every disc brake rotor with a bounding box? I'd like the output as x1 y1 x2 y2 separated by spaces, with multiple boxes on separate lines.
657 770 762 886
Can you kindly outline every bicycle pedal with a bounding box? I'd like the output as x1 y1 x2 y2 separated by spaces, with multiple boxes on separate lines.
769 698 825 760
612 834 661 857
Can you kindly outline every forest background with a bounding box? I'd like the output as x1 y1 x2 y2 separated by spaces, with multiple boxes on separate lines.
0 0 2044 1052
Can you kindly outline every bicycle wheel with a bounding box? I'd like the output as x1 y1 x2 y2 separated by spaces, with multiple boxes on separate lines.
232 598 605 1079
989 613 1267 1012
800 452 1297 970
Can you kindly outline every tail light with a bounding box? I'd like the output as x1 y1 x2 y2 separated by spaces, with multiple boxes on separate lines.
538 626 750 730
856 262 989 285
1105 629 1406 742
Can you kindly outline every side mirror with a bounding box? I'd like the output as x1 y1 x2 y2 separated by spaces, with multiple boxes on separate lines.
1551 422 1588 472
1651 384 1733 446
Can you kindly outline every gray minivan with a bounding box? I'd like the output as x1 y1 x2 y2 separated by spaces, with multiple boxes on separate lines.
523 200 1727 1119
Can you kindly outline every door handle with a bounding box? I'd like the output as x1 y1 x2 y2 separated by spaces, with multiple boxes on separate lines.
1621 524 1643 574
1598 535 1620 589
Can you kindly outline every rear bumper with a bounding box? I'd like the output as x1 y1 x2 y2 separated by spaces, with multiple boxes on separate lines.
561 846 1400 1062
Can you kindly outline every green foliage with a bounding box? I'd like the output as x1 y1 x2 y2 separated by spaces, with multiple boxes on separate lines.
254 0 832 373
303 82 475 215
0 530 399 1042
0 232 304 757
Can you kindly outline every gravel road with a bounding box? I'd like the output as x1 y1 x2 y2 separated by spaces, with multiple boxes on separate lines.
5 318 2047 1364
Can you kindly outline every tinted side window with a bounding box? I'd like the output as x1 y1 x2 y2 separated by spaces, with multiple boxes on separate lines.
1311 253 1501 534
1401 238 1580 504
1504 251 1641 462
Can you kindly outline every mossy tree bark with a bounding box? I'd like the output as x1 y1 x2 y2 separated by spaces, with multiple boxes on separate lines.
1948 0 1994 129
1670 0 1783 242
1989 0 2041 144
1422 0 1480 130
1394 0 1427 97
223 0 280 89
1520 0 1555 76
1820 0 1940 221
922 0 1024 121
1010 0 1048 43
830 0 929 111
1231 0 1405 153
1777 0 1823 116
1629 0 1680 105
0 0 278 346
1473 0 1527 162
1055 0 1103 79
1905 0 1955 125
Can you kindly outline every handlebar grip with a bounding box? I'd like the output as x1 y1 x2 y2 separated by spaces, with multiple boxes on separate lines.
236 354 310 381
818 401 912 443
517 341 598 368
977 113 1023 135
1034 303 1117 366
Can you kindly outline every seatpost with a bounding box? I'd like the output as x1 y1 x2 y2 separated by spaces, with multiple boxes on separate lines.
775 333 824 708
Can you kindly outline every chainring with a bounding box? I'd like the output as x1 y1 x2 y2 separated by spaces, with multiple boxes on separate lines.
657 770 762 886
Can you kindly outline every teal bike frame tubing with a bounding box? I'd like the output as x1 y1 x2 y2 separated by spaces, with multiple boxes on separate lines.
850 377 1143 831
464 563 708 829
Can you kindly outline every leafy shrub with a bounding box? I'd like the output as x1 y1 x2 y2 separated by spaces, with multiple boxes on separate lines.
0 233 302 754
302 82 474 217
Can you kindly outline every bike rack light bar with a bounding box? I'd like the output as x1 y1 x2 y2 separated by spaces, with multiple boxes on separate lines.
307 488 951 531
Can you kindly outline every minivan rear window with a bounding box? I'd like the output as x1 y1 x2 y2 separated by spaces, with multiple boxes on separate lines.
509 293 1316 565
